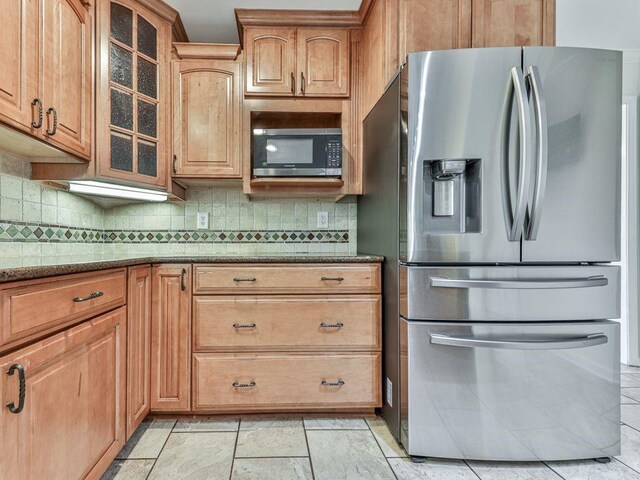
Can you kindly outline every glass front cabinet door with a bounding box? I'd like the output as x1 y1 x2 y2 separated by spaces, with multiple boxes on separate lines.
97 0 170 188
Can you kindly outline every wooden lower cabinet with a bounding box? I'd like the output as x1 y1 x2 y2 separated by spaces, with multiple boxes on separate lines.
151 264 191 412
126 265 151 439
0 307 126 480
192 352 381 412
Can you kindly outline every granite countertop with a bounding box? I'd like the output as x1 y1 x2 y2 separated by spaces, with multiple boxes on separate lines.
0 255 384 284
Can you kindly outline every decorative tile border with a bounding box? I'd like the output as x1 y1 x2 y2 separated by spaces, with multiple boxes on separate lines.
0 221 103 243
0 220 348 244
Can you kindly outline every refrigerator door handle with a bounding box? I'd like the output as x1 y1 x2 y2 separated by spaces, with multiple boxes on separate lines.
504 67 533 242
429 275 609 289
525 65 549 240
429 332 608 350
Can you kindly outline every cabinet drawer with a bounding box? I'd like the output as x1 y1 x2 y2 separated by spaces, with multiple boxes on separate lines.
193 263 381 294
0 269 126 352
193 295 381 351
193 353 381 412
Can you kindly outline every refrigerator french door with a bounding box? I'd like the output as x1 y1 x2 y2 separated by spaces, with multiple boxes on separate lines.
404 47 622 264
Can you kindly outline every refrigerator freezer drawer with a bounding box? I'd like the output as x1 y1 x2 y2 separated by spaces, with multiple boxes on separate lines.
400 265 620 321
400 320 620 461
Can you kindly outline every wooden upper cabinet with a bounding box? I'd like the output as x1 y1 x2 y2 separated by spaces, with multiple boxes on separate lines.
96 0 171 188
244 26 350 97
296 28 349 97
399 0 471 59
471 0 555 47
0 308 126 480
151 264 191 412
0 0 38 134
172 57 242 178
41 0 92 159
245 27 296 95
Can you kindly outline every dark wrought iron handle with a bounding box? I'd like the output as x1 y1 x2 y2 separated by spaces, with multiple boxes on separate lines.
321 379 345 387
73 291 103 303
46 107 57 136
291 72 295 95
233 323 257 329
232 381 256 388
320 322 344 329
6 364 25 414
321 277 344 282
233 277 257 283
301 72 305 95
173 154 177 174
181 268 187 291
32 98 43 128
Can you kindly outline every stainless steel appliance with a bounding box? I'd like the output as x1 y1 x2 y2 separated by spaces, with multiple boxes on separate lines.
252 128 342 177
358 47 622 461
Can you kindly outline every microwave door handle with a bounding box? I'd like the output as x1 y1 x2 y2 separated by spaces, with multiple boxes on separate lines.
525 65 548 241
429 333 608 350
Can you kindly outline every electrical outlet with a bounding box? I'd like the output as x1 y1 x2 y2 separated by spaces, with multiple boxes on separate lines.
317 211 329 229
196 212 209 230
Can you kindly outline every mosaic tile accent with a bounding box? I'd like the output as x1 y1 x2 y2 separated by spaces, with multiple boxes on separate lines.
104 229 348 244
0 220 348 245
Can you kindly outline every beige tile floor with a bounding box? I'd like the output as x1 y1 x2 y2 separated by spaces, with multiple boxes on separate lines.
104 366 640 480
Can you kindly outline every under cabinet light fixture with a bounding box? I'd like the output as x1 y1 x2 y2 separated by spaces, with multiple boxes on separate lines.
68 181 168 202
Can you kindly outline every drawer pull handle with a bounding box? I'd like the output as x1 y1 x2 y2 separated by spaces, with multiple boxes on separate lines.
73 291 104 302
321 277 344 282
233 277 257 282
233 381 256 388
320 322 344 329
233 323 257 329
6 364 26 414
321 379 345 387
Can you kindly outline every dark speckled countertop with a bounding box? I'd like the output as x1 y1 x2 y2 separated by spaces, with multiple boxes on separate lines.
0 255 384 283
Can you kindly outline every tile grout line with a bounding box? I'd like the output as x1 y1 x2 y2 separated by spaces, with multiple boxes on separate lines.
364 417 399 480
613 456 640 476
302 418 317 480
542 460 568 480
462 460 484 480
144 418 177 480
227 418 241 480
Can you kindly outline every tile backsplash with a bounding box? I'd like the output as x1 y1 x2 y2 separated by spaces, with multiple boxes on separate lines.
0 150 357 267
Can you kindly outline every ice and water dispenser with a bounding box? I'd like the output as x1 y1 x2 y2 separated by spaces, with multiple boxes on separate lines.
423 159 482 233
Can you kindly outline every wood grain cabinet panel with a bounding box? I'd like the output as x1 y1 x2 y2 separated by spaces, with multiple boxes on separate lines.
0 269 126 354
151 264 191 412
193 263 381 295
0 307 126 480
245 27 296 95
193 295 381 352
0 0 38 133
172 59 242 178
126 265 151 439
192 352 381 412
296 28 349 97
472 0 555 47
41 0 92 158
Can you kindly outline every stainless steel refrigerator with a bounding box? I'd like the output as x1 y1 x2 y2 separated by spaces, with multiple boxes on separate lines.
358 47 622 461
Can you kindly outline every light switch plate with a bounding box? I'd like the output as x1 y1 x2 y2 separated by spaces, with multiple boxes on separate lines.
196 212 209 230
317 211 329 229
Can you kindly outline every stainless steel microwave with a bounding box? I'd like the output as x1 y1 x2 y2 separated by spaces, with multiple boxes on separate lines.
252 128 342 177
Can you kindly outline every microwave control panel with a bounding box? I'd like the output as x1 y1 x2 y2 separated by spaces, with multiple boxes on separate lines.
327 138 343 168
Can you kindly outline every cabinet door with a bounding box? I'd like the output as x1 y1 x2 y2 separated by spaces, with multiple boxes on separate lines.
96 0 170 188
296 28 349 97
41 0 92 159
0 0 39 133
399 0 472 58
245 27 296 96
471 0 555 47
126 265 151 440
0 308 126 480
151 265 191 411
172 59 242 178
